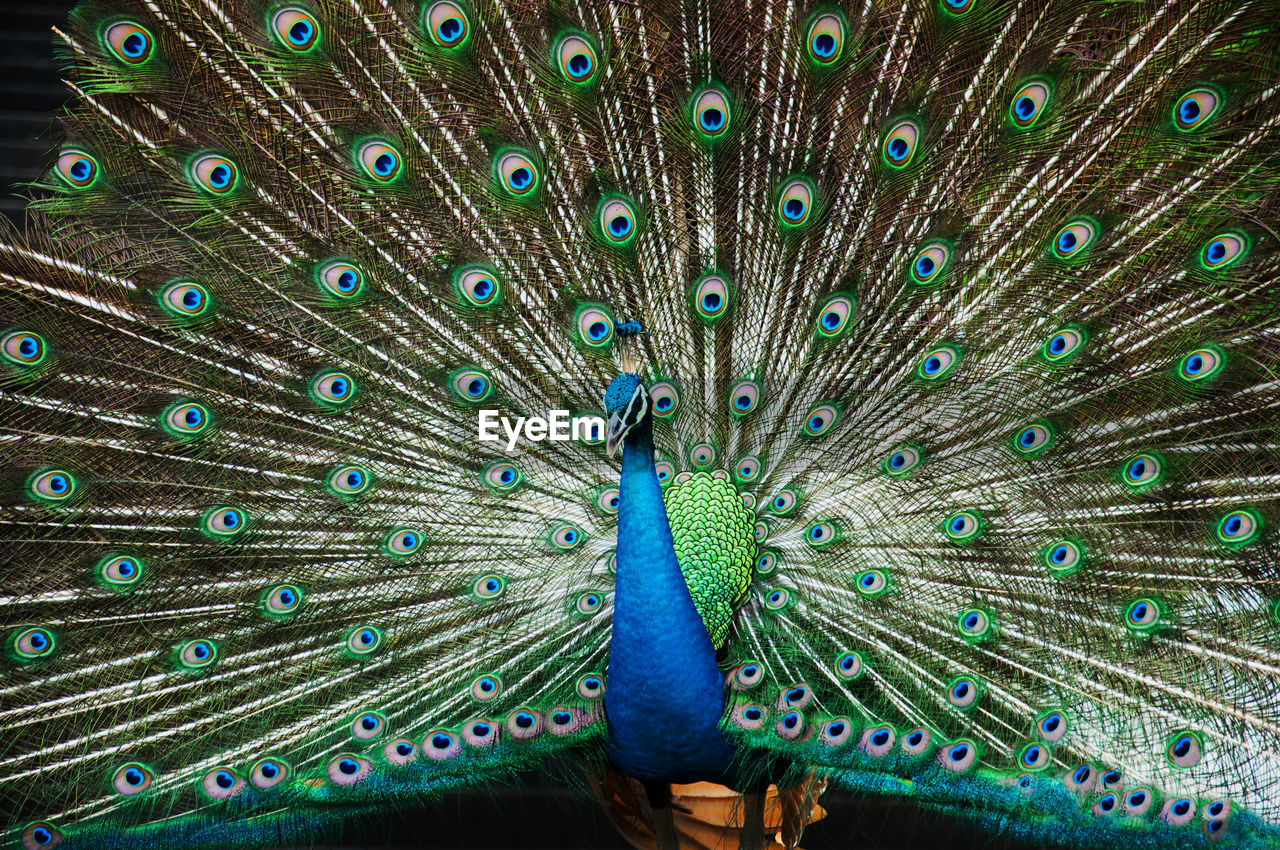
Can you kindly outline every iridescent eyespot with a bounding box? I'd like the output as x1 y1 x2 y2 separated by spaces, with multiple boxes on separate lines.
575 592 603 615
578 674 604 699
854 569 888 597
449 368 492 403
1173 86 1221 131
753 521 768 542
455 266 500 307
162 402 210 437
805 521 834 547
178 639 218 669
1123 788 1154 817
99 554 143 589
28 469 76 502
769 489 798 515
550 523 583 550
203 506 247 538
250 758 290 789
311 370 355 405
835 651 863 679
190 154 238 194
1067 764 1097 794
463 718 499 746
599 196 637 244
1203 801 1231 839
764 588 790 609
957 608 992 639
883 446 922 476
1124 598 1161 632
1200 231 1248 269
1051 218 1098 260
655 461 675 485
159 280 211 318
1177 346 1224 382
484 462 521 491
506 709 543 740
316 259 365 299
728 379 761 415
805 13 844 64
939 0 975 15
55 150 99 188
648 381 679 417
556 33 598 83
473 574 505 599
947 676 979 709
328 754 372 784
815 294 854 337
384 527 422 556
1042 326 1087 361
112 763 154 795
595 487 620 515
755 551 777 575
1121 452 1163 489
356 140 402 182
1037 710 1068 743
1019 742 1050 771
495 150 539 196
917 344 960 380
385 738 418 765
424 0 469 47
1094 792 1117 814
346 626 382 655
820 717 853 747
691 86 732 138
262 584 303 616
777 177 814 226
1100 768 1121 789
352 711 386 740
1216 509 1260 546
419 730 461 760
104 21 153 64
471 674 502 700
202 767 246 799
1160 798 1197 826
882 118 921 168
731 704 768 730
690 443 716 467
939 740 977 772
575 305 615 347
1012 421 1054 456
944 510 982 542
692 273 731 320
327 464 370 496
1 331 47 367
21 822 61 850
1009 79 1051 129
1043 540 1083 575
270 6 320 51
901 728 932 756
1167 731 1203 768
909 241 951 285
803 404 838 437
735 455 761 482
12 627 55 660
734 662 764 689
776 710 805 741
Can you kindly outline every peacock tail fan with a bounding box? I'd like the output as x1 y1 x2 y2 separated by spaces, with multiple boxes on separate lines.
1 0 1279 848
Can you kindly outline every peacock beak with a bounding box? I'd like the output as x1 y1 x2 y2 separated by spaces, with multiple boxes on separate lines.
606 411 627 458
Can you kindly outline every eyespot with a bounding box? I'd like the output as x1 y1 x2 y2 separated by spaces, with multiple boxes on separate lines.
947 676 980 710
1101 769 1123 789
550 523 584 550
352 711 386 740
1123 789 1154 817
883 446 922 476
957 608 992 639
806 13 844 64
1042 326 1087 361
383 527 421 556
901 728 932 756
356 140 402 182
1051 218 1098 260
856 724 894 757
20 822 61 849
1167 731 1203 768
1201 231 1248 269
506 709 543 740
778 684 812 712
473 574 505 599
644 381 680 419
203 506 247 538
882 118 921 168
1066 764 1096 794
424 0 469 48
685 445 716 469
162 402 210 437
270 6 320 51
1121 453 1163 489
944 511 982 543
599 197 637 244
819 717 853 747
159 280 211 318
1018 742 1050 771
327 754 372 784
730 704 768 730
311 370 355 405
1203 801 1231 839
655 461 675 485
449 368 492 403
1216 509 1261 546
755 551 777 575
692 87 732 138
250 757 290 789
803 404 838 437
327 464 370 497
462 718 498 747
55 150 99 188
99 554 143 589
28 469 76 502
753 521 769 542
1173 86 1221 131
729 379 761 415
178 639 218 669
190 154 238 194
691 273 731 321
13 627 56 660
315 260 365 299
454 266 500 307
1036 710 1068 744
575 305 616 347
202 767 246 799
805 522 834 547
939 740 977 772
834 651 864 679
854 569 889 598
556 33 598 83
575 592 604 615
104 21 153 64
262 584 303 616
113 763 154 795
734 663 764 689
1009 79 1051 128
471 675 502 700
578 674 604 699
1 331 47 366
1094 792 1118 814
1160 798 1196 826
495 150 539 197
1177 346 1224 382
815 294 854 336
1012 421 1054 455
940 0 975 15
346 625 382 655
549 706 588 736
769 489 798 515
777 177 814 226
594 488 620 516
384 738 418 765
735 455 761 482
482 462 521 492
775 710 805 741
1124 598 1161 632
917 344 960 380
910 241 951 285
577 412 606 445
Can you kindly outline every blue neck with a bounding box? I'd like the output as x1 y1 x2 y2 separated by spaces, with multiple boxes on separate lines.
604 420 735 782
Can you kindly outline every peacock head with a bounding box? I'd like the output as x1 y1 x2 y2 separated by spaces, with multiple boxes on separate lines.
604 373 649 457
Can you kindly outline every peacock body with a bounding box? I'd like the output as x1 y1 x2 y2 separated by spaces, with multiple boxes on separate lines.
2 0 1280 848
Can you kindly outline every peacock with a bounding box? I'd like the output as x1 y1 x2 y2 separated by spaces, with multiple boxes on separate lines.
2 0 1280 848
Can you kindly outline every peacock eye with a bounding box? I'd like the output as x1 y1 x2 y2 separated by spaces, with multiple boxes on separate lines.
805 13 844 64
917 344 960 380
270 6 320 50
250 758 290 789
939 739 977 772
203 506 247 538
730 704 768 730
728 379 761 415
655 461 675 485
957 609 991 639
734 662 764 688
753 521 769 543
190 154 238 194
352 711 386 740
327 464 370 496
449 368 492 403
1093 792 1117 815
1043 540 1084 575
384 527 422 556
860 725 896 757
484 462 521 491
506 709 544 740
691 273 731 320
1216 509 1260 546
1009 79 1052 128
1200 231 1248 269
202 767 246 799
909 241 952 285
473 573 506 599
803 404 839 437
178 639 218 669
684 445 712 469
13 627 56 660
648 381 680 417
28 469 76 502
424 0 469 48
1011 421 1054 455
854 569 889 597
901 727 932 756
1166 731 1203 768
735 454 761 481
556 33 598 83
163 402 210 437
471 674 502 700
1100 769 1121 788
882 118 921 168
1066 764 1096 794
777 177 814 226
691 87 732 138
311 370 355 405
1051 218 1098 260
104 21 154 64
1123 788 1154 817
575 592 604 615
346 626 382 655
1121 452 1163 489
575 305 616 347
815 294 854 336
262 584 303 616
776 709 805 741
947 676 980 709
768 489 798 515
55 150 99 188
316 259 365 299
765 587 790 609
327 754 372 784
455 266 500 307
99 554 143 588
463 718 499 746
495 150 539 196
1160 798 1197 826
595 487 620 515
577 674 605 699
944 510 981 542
356 140 402 182
112 763 155 795
755 551 777 574
805 521 834 547
2 330 47 367
384 738 418 765
1042 326 1087 361
159 280 211 318
939 0 975 15
1177 346 1224 382
549 523 583 550
599 196 637 244
883 445 923 476
1124 598 1161 632
1019 742 1050 770
1173 86 1221 131
21 821 61 849
820 717 853 747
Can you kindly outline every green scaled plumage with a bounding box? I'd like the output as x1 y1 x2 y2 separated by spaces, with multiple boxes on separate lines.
2 0 1280 848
